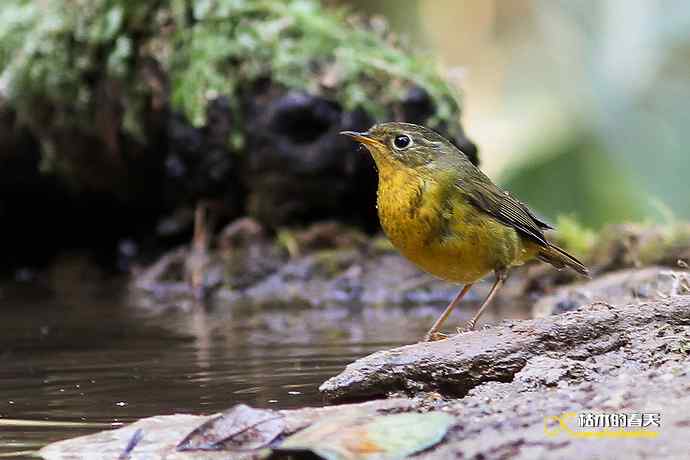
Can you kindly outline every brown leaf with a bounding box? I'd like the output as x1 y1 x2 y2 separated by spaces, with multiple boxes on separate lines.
177 404 285 451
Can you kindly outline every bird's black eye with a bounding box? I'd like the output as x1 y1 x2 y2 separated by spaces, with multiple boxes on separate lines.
393 134 412 150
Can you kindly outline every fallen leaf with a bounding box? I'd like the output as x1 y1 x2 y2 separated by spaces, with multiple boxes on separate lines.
117 428 143 460
177 404 285 451
274 412 453 460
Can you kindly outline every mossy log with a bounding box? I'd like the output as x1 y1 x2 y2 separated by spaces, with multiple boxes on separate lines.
0 0 476 271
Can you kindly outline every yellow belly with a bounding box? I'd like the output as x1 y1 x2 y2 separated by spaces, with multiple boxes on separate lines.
376 168 537 284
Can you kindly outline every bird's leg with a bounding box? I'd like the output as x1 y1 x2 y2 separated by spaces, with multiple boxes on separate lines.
423 284 473 342
459 270 508 332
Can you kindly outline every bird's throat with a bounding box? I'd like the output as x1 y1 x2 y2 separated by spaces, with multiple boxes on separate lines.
375 164 441 252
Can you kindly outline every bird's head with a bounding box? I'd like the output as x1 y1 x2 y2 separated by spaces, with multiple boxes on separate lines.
341 122 473 173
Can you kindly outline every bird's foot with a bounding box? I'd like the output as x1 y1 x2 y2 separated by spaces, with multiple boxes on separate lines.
456 320 477 334
423 331 449 342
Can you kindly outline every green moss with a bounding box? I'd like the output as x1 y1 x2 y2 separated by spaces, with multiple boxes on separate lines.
172 0 458 127
554 214 596 258
168 0 461 128
548 212 690 270
0 0 161 166
370 235 395 253
1 0 463 153
276 229 300 258
637 223 690 266
311 249 357 277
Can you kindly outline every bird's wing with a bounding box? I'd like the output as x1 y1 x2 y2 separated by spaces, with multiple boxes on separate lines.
460 172 552 247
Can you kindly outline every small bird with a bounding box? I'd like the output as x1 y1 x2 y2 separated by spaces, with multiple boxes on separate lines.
342 122 588 341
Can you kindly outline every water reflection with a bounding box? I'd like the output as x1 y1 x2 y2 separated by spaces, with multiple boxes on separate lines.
0 280 423 457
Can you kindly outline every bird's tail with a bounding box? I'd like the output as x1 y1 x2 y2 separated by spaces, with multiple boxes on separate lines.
537 243 590 277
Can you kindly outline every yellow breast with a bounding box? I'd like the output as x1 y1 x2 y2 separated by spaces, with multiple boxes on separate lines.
376 165 536 284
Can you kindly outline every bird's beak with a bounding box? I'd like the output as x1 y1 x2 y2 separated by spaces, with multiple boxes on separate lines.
340 130 382 148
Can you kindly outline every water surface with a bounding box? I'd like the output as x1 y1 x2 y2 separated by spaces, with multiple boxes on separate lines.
0 268 533 459
0 278 434 458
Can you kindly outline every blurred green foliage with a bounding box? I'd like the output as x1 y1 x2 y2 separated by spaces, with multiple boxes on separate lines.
504 1 690 225
0 0 164 149
502 130 652 228
0 0 463 145
553 214 597 258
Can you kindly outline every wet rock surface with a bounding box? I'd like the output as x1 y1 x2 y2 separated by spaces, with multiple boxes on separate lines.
532 266 689 316
38 368 690 459
129 219 464 311
320 296 690 401
431 360 690 459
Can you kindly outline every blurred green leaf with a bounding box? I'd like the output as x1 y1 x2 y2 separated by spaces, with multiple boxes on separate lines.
275 412 454 460
554 215 596 257
501 130 651 228
520 0 690 222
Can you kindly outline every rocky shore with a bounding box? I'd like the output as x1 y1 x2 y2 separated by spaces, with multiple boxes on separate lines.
40 258 690 459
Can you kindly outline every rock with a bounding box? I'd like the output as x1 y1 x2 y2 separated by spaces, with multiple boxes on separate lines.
131 220 478 313
590 223 690 271
319 297 690 401
532 267 690 316
241 86 479 230
523 223 690 295
165 97 244 213
431 361 690 459
219 218 285 290
242 88 379 229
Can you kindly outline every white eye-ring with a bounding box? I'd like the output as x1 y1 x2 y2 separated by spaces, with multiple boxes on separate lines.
393 134 412 150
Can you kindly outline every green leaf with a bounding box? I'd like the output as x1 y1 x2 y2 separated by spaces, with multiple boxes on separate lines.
275 412 454 460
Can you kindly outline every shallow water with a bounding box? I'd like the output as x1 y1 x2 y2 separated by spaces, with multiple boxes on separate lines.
0 278 429 458
0 274 530 458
